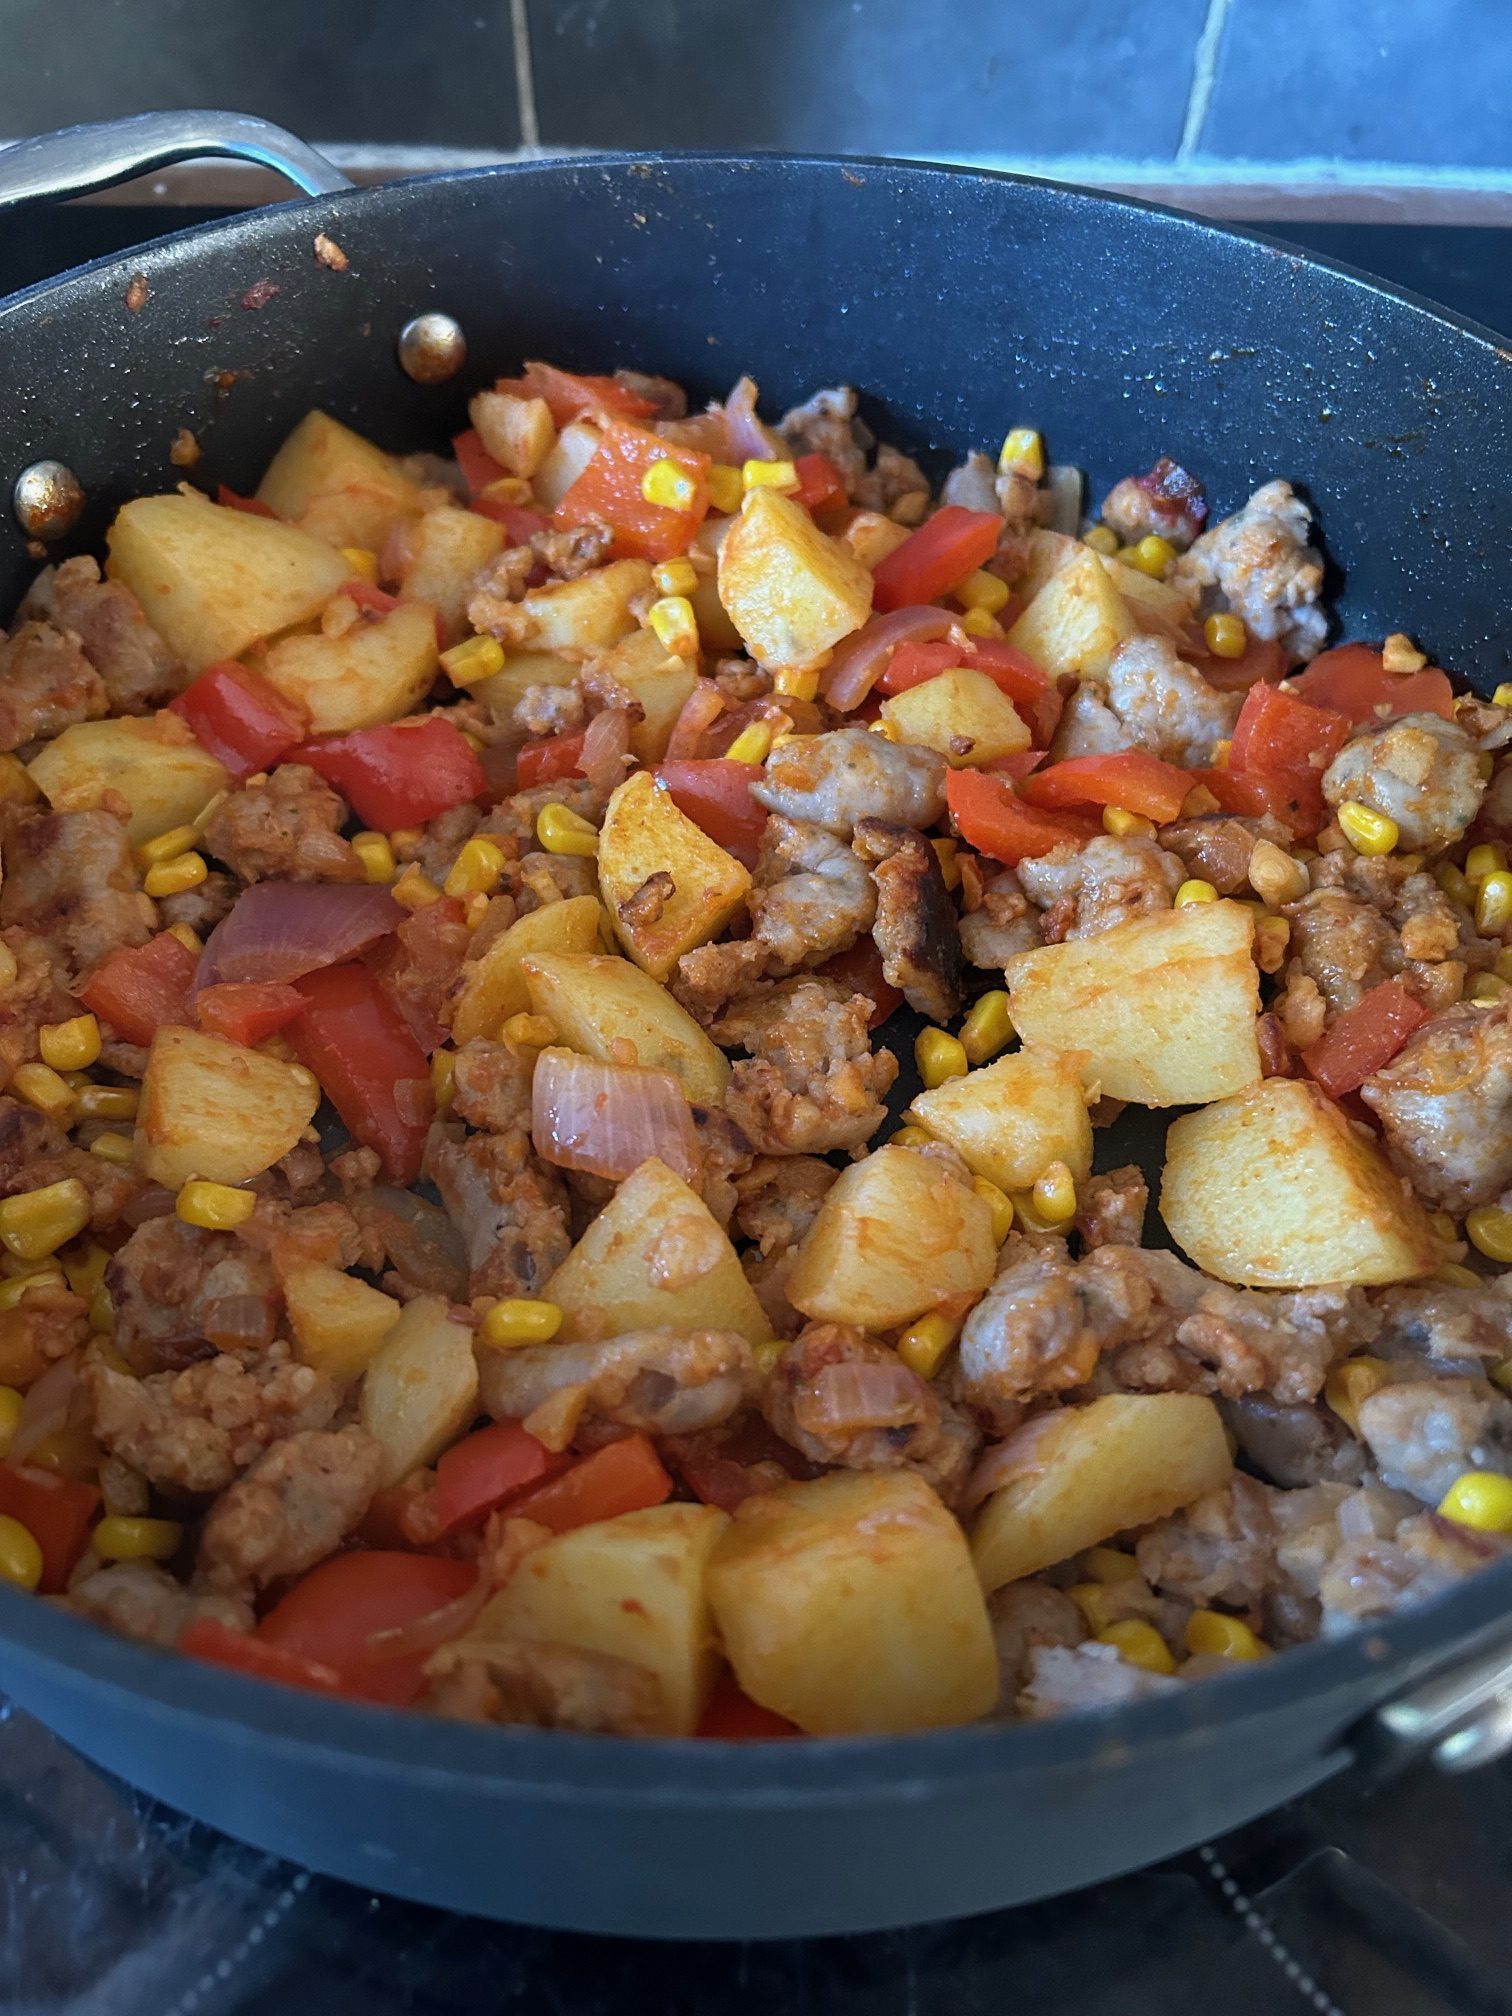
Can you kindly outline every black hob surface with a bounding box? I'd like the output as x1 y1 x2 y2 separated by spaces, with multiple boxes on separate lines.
2 206 1510 2016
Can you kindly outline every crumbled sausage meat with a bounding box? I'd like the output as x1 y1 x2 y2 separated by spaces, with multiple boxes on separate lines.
478 1328 758 1448
1100 458 1207 550
1356 1377 1512 1505
748 815 875 971
762 1322 979 1504
1052 636 1240 769
196 1425 383 1592
1323 712 1487 852
201 764 365 883
1075 1166 1149 1250
958 864 1041 968
426 1130 571 1301
1171 479 1327 662
716 978 897 1156
1136 1475 1279 1609
68 1561 250 1647
451 1039 534 1135
0 807 155 976
753 727 946 837
1019 833 1185 942
22 555 182 713
0 621 107 749
852 816 964 1020
105 1216 280 1373
1361 1002 1512 1212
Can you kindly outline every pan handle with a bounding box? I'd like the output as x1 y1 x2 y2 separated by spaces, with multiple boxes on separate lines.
1361 1632 1512 1775
0 110 353 212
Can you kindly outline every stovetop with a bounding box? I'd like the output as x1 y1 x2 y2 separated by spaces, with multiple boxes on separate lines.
3 205 1511 2016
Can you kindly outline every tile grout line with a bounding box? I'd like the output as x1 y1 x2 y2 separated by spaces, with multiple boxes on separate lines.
1178 0 1234 163
510 0 541 151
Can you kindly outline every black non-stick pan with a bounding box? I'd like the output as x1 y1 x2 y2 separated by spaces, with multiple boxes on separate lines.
0 112 1509 1940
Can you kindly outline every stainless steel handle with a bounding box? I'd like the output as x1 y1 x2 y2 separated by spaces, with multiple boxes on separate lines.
0 110 353 212
1370 1634 1512 1773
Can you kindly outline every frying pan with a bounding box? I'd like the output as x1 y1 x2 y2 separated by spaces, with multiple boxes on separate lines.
0 112 1510 1941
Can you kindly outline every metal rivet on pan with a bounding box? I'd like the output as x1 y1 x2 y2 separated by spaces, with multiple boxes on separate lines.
397 313 467 384
12 459 85 540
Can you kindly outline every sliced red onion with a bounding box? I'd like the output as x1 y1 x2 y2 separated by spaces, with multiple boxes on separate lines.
365 1563 492 1663
664 678 727 760
1044 465 1085 537
821 606 956 710
195 883 403 991
10 1351 80 1466
721 375 783 463
801 1361 925 1435
532 1049 699 1185
960 1410 1067 1515
365 1184 468 1298
579 706 632 795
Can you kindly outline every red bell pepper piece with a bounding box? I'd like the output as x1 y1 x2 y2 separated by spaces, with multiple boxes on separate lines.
981 748 1046 781
792 452 847 517
946 769 1100 866
1227 682 1351 837
653 758 768 868
696 1670 799 1740
0 1464 98 1594
168 661 308 782
288 961 434 1182
1186 766 1299 824
1021 751 1193 824
258 1551 479 1707
180 1617 344 1695
816 933 903 1029
216 483 277 519
1291 642 1455 725
470 496 549 543
508 1433 673 1535
195 980 306 1048
429 1420 568 1537
496 361 656 427
299 716 486 831
516 728 588 790
79 931 197 1047
1301 978 1431 1100
871 506 1002 613
452 427 507 497
552 421 710 562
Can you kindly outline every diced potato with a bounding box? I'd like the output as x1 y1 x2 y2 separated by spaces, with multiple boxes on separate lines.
107 491 350 668
28 712 230 847
971 1394 1234 1592
596 627 698 764
1005 900 1261 1107
532 419 603 512
785 1145 997 1329
545 1155 772 1346
1105 556 1196 635
519 558 654 657
841 510 913 571
909 1044 1092 1191
259 600 439 734
470 389 557 480
522 952 730 1105
137 1026 320 1188
283 1261 402 1384
468 648 580 711
397 506 505 644
1007 545 1137 681
707 1471 998 1734
459 1503 728 1735
1161 1077 1441 1287
358 1294 480 1488
449 893 602 1044
718 487 873 670
1012 528 1081 603
255 410 422 552
880 667 1031 768
598 771 750 980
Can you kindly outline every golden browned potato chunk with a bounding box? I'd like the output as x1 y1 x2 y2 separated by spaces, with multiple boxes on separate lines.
598 772 751 981
358 1295 480 1487
107 492 349 668
545 1156 772 1346
1007 546 1137 680
283 1262 402 1385
522 952 730 1105
137 1026 320 1188
707 1471 999 1734
971 1394 1233 1592
880 668 1031 768
1160 1077 1442 1287
255 410 422 551
259 601 439 733
785 1144 997 1329
27 712 230 847
449 894 603 1044
717 487 873 670
1004 899 1261 1106
910 1044 1092 1191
